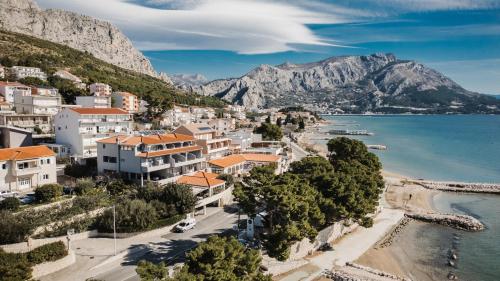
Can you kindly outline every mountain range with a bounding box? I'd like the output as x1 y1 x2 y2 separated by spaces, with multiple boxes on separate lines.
184 53 499 113
0 0 159 78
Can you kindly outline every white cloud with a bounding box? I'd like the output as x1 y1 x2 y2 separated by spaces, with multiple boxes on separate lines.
36 0 351 54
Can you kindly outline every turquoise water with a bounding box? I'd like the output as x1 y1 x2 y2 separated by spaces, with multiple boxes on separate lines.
322 115 500 183
322 115 500 281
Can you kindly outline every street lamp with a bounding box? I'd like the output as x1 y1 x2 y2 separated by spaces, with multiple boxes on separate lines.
113 205 117 256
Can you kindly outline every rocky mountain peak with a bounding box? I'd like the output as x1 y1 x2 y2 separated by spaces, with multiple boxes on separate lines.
0 0 163 79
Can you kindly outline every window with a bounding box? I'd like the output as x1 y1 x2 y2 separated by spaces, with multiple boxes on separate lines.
42 174 49 180
17 162 28 169
40 159 44 165
109 157 117 163
102 144 106 149
46 158 50 164
103 156 109 162
1 163 6 170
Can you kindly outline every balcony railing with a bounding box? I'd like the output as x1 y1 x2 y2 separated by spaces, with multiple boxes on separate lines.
13 166 41 176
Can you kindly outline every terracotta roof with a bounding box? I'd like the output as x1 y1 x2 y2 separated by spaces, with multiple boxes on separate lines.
175 124 215 135
208 154 246 168
0 81 28 87
177 171 225 188
97 133 194 145
0 145 55 161
208 153 280 168
113 91 136 97
137 145 202 158
69 108 129 115
241 153 281 163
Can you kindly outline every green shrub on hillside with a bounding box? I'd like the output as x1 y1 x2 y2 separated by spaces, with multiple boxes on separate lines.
35 184 64 203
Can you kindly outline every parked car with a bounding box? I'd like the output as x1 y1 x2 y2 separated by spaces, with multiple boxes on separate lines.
174 218 196 232
19 195 35 204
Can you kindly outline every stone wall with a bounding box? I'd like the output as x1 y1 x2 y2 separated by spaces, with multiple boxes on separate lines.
32 250 76 279
1 230 98 253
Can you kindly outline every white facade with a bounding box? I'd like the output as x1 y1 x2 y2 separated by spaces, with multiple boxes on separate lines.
160 106 193 127
174 124 231 160
55 108 133 160
97 134 205 186
0 146 57 192
89 83 112 96
75 96 111 108
0 82 31 103
14 91 62 115
0 65 4 79
11 66 47 80
0 113 53 135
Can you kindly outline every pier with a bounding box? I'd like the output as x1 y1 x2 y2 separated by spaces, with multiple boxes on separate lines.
410 180 500 194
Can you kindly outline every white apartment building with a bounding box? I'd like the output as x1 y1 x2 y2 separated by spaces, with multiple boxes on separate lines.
55 108 133 161
199 118 236 134
75 95 111 108
0 82 31 103
14 89 62 115
160 106 193 127
97 133 205 186
226 130 262 152
11 66 47 80
89 83 112 96
0 113 53 135
174 124 231 160
0 145 57 192
191 107 215 120
111 92 139 113
226 105 246 120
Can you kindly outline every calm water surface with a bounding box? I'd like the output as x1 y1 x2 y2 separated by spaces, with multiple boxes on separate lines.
322 115 500 281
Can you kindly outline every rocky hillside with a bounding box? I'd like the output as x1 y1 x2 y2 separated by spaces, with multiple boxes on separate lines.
0 0 158 77
189 53 499 114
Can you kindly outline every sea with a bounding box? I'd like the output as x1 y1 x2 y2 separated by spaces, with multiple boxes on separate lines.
321 115 500 281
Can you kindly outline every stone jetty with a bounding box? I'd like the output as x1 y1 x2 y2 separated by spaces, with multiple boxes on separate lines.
323 263 412 281
412 180 500 194
405 211 484 231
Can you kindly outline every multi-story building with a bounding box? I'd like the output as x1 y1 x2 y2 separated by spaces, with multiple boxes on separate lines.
160 106 193 127
14 88 62 115
96 133 205 186
226 130 262 152
11 66 47 80
0 113 53 135
55 108 133 162
0 145 56 192
0 82 31 103
111 92 139 113
75 95 111 108
174 124 231 160
199 118 236 134
191 107 216 120
89 83 112 96
31 86 59 97
226 105 246 120
0 96 13 112
208 153 282 175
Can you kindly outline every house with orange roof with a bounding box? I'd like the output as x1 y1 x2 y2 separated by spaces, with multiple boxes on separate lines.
111 92 139 113
208 153 282 175
96 133 205 186
177 171 232 214
174 124 231 160
0 81 31 103
0 145 56 192
54 107 133 162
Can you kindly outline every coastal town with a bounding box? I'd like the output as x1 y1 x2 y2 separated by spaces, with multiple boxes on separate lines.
1 63 498 281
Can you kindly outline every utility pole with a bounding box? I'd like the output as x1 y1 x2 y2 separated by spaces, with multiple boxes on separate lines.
113 205 117 256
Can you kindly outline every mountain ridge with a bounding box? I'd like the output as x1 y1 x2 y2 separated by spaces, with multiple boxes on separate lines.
0 0 161 79
184 53 498 113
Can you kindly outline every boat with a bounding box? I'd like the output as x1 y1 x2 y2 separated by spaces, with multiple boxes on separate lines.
367 145 387 150
328 129 374 136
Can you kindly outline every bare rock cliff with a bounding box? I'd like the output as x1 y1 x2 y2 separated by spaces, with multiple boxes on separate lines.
0 0 159 77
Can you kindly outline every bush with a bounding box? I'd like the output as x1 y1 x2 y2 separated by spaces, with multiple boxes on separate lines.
74 178 95 195
0 197 20 211
26 241 68 264
64 162 95 178
35 184 63 203
97 199 158 233
0 211 33 244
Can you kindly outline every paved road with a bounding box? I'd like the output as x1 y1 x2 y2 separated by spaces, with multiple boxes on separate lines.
42 206 239 281
284 136 309 162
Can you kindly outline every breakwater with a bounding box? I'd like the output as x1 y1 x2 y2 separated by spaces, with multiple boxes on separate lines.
405 211 484 231
323 263 412 281
412 180 500 194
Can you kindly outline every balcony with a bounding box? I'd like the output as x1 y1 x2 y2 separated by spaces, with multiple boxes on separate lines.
13 166 41 176
196 185 233 208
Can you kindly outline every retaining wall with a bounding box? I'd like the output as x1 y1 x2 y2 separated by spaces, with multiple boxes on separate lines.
32 250 76 279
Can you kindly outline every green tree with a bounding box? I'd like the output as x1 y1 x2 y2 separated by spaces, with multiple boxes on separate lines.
0 197 21 211
137 236 272 281
0 249 32 281
0 211 33 244
97 199 158 233
160 184 197 215
217 173 234 187
18 77 49 86
253 123 283 141
34 184 63 203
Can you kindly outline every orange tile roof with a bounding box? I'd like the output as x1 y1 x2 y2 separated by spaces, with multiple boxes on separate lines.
241 153 281 163
0 81 27 87
0 145 55 161
208 154 246 168
177 171 225 188
69 108 129 115
97 133 194 145
113 91 136 97
137 145 202 158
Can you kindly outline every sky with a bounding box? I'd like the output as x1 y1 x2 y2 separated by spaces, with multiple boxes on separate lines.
37 0 500 94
